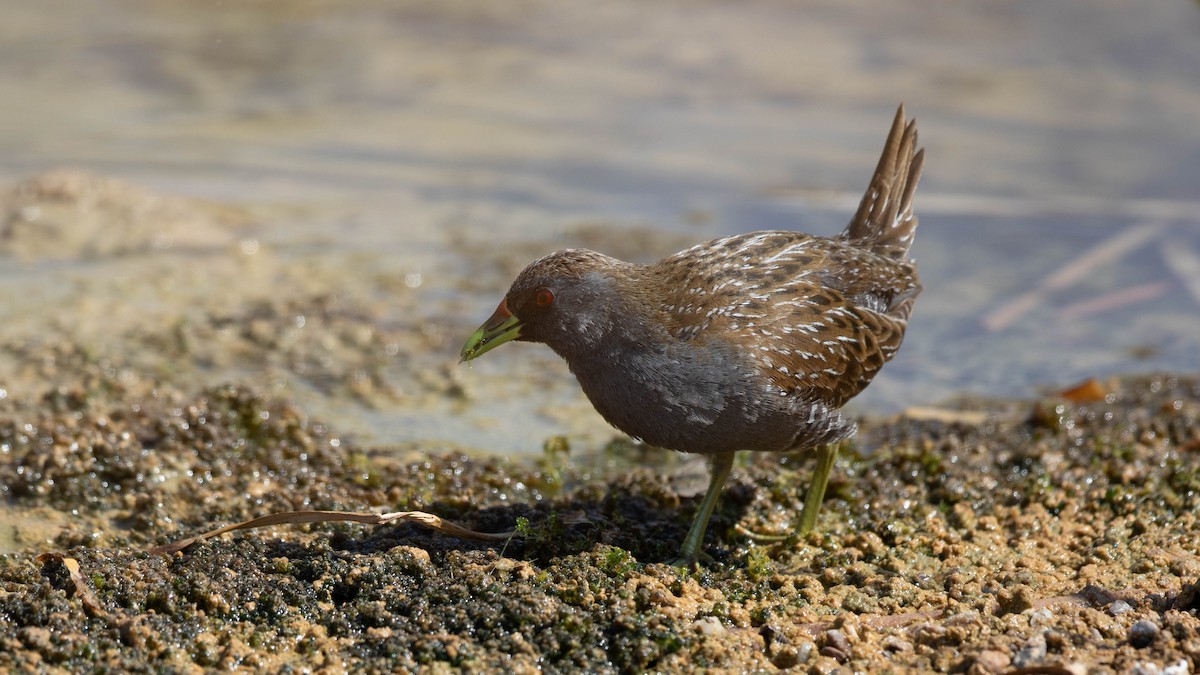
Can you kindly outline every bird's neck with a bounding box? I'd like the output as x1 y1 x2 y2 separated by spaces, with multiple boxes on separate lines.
547 264 666 364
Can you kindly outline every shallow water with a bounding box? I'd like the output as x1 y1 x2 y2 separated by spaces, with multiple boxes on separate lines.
1 0 1198 454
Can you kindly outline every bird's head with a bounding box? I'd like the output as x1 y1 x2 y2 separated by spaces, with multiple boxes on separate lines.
460 249 631 362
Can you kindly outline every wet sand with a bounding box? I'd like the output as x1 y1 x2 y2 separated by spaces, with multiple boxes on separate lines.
1 348 1198 671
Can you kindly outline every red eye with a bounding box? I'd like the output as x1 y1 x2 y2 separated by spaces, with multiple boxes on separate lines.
535 288 555 307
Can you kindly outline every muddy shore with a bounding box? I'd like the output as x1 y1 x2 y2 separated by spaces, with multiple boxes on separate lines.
1 170 1199 673
2 355 1198 673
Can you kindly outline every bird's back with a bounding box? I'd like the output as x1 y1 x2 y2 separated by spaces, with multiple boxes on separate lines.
653 231 918 409
555 106 925 455
653 106 924 412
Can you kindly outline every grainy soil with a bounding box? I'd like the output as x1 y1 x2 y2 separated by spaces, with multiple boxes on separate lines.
1 367 1198 673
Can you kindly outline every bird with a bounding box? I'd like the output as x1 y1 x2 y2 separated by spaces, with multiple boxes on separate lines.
461 105 925 566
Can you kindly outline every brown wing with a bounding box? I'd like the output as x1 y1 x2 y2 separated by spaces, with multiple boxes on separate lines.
733 281 911 407
654 231 822 341
654 232 918 407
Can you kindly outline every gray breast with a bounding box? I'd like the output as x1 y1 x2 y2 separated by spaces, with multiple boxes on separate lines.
566 338 854 455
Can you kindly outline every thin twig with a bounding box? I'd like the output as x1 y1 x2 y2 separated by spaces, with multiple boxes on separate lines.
149 509 516 555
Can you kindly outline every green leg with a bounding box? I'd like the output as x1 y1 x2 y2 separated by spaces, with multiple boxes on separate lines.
671 451 736 567
797 443 838 534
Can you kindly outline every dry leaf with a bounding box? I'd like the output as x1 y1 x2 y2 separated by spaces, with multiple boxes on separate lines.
1057 378 1109 403
36 553 108 618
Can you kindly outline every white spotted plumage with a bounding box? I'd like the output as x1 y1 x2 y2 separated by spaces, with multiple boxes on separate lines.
647 106 924 407
479 105 923 456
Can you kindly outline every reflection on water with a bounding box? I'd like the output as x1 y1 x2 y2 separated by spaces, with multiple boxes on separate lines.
1 0 1198 453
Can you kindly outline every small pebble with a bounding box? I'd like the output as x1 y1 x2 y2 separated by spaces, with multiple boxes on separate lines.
1130 660 1187 675
1012 633 1047 668
1044 629 1068 651
819 646 849 663
1128 619 1159 648
1028 607 1055 627
1164 658 1192 675
691 616 725 637
881 636 912 653
794 640 815 665
972 649 1010 674
824 628 851 654
1109 600 1134 616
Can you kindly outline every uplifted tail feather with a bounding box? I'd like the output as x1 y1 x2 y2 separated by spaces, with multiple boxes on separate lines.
843 105 925 259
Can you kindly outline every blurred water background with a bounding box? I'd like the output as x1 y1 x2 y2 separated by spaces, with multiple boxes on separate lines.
1 0 1198 454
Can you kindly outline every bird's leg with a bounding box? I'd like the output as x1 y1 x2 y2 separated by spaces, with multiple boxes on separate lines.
736 442 841 544
671 451 736 567
797 443 838 534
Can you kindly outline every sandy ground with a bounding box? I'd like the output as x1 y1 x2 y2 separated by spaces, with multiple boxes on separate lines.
1 352 1198 673
1 174 1198 673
